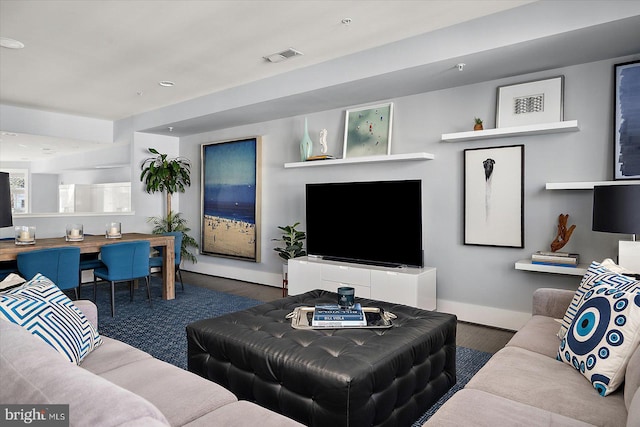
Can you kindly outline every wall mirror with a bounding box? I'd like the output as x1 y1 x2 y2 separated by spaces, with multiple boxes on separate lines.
0 131 132 215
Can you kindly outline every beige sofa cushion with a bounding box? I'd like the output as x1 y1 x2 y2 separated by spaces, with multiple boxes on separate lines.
99 357 238 426
466 346 626 427
625 344 640 410
424 389 596 426
0 319 169 426
81 336 152 374
184 401 304 427
506 315 561 358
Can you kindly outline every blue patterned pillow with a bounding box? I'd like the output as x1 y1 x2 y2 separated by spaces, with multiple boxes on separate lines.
558 261 640 339
0 273 102 364
558 284 640 396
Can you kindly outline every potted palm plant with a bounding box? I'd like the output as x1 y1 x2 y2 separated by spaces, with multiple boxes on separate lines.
272 222 307 288
140 148 198 262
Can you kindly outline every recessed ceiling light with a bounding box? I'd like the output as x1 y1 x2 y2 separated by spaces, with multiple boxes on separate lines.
158 80 175 87
0 37 25 49
263 48 303 63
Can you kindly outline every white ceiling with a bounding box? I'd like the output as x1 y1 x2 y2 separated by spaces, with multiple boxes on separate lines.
1 1 639 161
0 0 532 121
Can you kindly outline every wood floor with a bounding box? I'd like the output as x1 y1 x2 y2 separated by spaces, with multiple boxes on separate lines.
181 271 515 354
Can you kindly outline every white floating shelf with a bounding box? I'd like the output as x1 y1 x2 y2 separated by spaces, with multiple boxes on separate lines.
546 180 640 190
515 259 588 276
441 120 579 142
284 152 434 168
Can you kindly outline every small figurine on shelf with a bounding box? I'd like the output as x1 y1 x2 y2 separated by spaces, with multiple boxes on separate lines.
474 117 484 131
550 213 576 252
319 129 328 154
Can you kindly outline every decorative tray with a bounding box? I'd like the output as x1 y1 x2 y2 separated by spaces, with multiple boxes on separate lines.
286 306 396 330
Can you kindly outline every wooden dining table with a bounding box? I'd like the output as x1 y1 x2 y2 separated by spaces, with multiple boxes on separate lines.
0 232 177 300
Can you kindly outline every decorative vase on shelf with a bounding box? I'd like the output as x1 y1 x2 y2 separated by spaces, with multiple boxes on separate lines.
300 118 313 161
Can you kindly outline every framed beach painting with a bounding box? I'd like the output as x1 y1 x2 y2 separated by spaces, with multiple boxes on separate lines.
464 144 524 248
201 137 261 262
614 60 640 180
343 102 393 158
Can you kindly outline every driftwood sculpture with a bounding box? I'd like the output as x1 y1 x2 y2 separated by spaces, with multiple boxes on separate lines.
550 213 576 252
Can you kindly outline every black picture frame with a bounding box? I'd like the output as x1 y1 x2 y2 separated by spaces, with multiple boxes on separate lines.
464 145 524 248
613 59 640 180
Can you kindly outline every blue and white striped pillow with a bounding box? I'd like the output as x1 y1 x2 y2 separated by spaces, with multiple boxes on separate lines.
558 261 640 339
0 273 102 364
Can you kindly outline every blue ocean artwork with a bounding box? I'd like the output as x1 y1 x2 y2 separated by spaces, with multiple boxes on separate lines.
203 138 257 223
204 184 255 223
617 62 640 178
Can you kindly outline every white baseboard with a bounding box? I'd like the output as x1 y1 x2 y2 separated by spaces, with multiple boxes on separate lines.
436 299 531 331
184 265 281 289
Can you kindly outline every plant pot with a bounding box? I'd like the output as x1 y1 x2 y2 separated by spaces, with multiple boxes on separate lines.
282 262 289 297
474 124 484 131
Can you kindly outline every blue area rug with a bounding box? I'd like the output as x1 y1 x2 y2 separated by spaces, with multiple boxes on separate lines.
92 279 492 425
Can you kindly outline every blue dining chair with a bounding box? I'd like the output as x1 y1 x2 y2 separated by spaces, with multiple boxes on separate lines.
0 237 18 281
17 247 81 298
149 231 184 293
93 241 152 317
77 235 105 299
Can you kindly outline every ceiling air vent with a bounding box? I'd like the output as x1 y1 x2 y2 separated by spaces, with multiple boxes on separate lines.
263 48 303 63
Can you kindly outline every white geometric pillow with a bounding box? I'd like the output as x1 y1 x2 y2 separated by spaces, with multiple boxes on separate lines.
558 284 640 396
0 273 102 364
558 261 640 339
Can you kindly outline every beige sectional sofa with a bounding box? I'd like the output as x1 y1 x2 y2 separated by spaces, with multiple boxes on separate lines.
0 300 303 427
425 288 640 426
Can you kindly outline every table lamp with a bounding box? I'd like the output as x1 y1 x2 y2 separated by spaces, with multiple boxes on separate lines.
592 185 640 273
0 172 12 228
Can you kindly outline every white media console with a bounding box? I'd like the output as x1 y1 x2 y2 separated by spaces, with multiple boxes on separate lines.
288 256 437 310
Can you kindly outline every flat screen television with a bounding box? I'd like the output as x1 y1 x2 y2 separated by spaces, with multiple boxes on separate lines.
305 180 423 268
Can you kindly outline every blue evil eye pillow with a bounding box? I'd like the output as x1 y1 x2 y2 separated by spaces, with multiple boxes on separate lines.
558 283 640 396
558 261 640 339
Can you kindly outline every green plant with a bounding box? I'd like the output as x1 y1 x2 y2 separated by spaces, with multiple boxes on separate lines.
140 148 198 262
147 211 198 263
272 222 307 261
140 148 192 217
474 117 483 125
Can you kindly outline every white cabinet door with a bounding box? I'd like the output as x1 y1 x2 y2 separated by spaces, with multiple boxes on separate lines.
321 280 371 298
288 259 322 295
370 270 417 306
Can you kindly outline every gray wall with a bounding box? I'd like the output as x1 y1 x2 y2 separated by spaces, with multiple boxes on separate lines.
3 52 637 330
178 55 638 329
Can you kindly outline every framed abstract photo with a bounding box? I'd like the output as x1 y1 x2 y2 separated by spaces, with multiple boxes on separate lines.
613 60 640 180
496 76 564 128
464 145 524 248
201 137 261 262
343 102 393 158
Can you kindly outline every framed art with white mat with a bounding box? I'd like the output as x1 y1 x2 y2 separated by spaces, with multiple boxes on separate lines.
343 103 393 158
496 76 564 128
464 145 524 248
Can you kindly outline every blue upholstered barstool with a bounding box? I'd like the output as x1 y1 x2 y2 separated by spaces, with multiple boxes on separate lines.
17 247 81 298
93 241 152 317
0 237 18 281
149 231 184 293
78 235 104 299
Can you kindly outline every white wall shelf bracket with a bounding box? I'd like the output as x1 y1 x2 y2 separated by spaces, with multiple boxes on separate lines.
441 120 579 142
284 152 434 168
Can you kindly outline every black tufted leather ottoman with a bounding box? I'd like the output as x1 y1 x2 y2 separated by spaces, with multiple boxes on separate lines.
187 290 456 427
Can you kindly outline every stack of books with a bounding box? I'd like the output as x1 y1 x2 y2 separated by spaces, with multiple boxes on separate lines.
306 155 335 161
311 303 366 327
531 251 580 267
